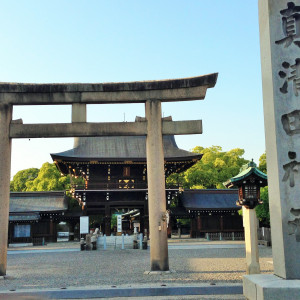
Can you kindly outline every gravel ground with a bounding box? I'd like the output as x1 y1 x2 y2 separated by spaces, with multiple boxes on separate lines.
0 243 273 292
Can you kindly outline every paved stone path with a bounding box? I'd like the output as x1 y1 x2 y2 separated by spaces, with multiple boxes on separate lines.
0 241 273 299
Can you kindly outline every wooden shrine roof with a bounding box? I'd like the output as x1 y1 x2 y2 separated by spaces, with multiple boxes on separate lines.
9 191 67 213
181 189 239 210
51 135 201 163
9 213 40 222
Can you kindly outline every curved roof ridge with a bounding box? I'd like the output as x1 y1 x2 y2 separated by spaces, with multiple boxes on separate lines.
51 135 201 162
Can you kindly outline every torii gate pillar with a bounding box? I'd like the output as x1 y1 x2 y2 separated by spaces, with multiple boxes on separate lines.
145 100 169 271
0 104 12 276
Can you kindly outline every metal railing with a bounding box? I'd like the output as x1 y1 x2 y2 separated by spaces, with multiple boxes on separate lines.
205 232 244 241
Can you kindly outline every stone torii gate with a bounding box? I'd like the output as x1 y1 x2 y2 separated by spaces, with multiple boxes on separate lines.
0 74 217 275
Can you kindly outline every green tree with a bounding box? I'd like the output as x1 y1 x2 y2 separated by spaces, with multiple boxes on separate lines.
27 162 70 191
10 168 39 191
258 152 267 173
256 152 269 226
168 146 248 189
10 162 82 210
111 214 117 229
256 186 270 227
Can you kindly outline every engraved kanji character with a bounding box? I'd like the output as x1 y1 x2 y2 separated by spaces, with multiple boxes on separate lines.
282 159 300 187
281 110 300 135
278 59 300 96
276 2 300 48
288 209 300 242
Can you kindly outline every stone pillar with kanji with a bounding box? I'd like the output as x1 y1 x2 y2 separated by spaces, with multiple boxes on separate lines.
243 1 300 299
259 0 300 280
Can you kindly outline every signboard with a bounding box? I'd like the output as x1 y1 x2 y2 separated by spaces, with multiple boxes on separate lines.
117 215 122 233
80 216 89 234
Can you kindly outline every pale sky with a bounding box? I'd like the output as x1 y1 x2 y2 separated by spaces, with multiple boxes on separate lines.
0 1 266 178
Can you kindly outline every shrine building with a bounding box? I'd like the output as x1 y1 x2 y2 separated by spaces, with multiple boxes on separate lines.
51 117 202 236
49 116 243 238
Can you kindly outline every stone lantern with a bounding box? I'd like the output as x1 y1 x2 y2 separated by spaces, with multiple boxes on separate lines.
224 160 267 275
225 160 267 209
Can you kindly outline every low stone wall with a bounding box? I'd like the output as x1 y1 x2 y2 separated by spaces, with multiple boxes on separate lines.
96 234 145 250
257 227 271 246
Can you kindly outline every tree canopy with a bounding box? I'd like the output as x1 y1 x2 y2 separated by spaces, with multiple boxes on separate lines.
10 168 39 192
256 152 269 226
11 162 70 192
10 162 82 210
27 162 70 191
256 186 270 227
167 146 248 189
258 152 267 173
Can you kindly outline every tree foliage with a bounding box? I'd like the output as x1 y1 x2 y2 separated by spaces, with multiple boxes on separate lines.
10 162 82 210
258 152 267 174
256 186 270 227
10 162 83 209
26 162 70 191
10 168 39 192
10 162 85 192
167 146 248 189
256 152 269 226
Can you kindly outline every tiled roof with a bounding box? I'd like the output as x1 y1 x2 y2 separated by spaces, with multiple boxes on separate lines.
51 135 201 162
181 189 239 210
9 213 40 221
223 161 267 188
10 191 67 213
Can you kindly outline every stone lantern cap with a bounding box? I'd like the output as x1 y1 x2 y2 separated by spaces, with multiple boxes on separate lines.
223 160 268 189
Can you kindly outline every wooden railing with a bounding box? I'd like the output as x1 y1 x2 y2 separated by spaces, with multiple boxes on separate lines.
71 182 181 190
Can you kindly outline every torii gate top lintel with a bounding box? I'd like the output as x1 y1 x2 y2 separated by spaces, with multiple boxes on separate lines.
0 73 218 105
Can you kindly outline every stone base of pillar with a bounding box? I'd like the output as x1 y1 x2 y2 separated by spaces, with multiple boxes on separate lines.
246 264 260 276
144 270 176 275
243 274 300 300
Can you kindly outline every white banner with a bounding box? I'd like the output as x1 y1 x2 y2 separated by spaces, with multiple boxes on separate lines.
80 216 89 234
117 215 122 232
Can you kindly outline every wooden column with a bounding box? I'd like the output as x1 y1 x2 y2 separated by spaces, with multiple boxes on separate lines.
197 216 202 237
145 100 169 271
190 218 196 238
105 205 111 236
220 215 224 232
68 222 76 241
0 104 12 276
49 219 57 243
140 208 145 235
